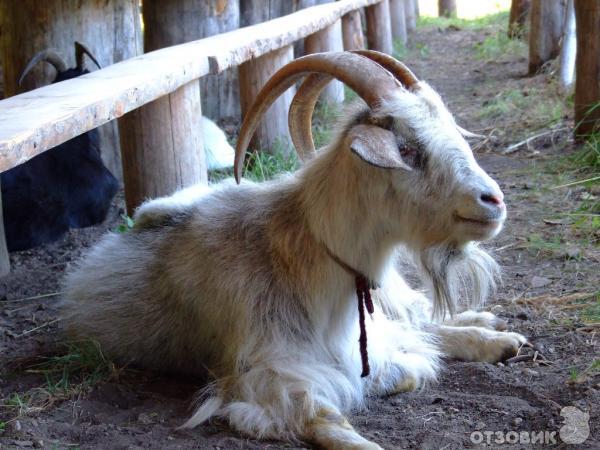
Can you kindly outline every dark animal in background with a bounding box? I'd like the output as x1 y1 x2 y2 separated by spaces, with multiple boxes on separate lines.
1 42 118 252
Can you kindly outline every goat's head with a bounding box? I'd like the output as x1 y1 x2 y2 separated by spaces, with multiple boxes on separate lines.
19 42 101 86
235 51 505 251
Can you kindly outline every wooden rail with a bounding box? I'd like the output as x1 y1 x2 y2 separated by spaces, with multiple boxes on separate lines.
0 0 382 173
0 0 399 275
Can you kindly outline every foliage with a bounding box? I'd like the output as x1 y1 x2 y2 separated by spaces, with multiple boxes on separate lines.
114 213 135 233
417 11 509 31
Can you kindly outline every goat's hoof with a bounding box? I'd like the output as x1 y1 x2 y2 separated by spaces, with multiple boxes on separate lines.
484 331 528 363
391 375 418 394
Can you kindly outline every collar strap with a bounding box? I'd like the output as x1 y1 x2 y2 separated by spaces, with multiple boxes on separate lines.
322 243 378 377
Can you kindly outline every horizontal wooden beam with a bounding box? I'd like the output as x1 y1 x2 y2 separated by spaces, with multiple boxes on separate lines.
0 0 380 173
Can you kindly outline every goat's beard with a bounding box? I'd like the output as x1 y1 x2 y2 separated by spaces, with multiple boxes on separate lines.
418 242 500 321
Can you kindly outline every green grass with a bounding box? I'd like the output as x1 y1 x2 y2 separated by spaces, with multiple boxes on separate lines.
474 30 527 61
477 86 567 130
417 11 509 31
524 233 564 257
3 341 118 422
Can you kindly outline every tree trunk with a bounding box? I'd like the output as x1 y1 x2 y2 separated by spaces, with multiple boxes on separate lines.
508 0 531 38
0 0 142 182
238 46 295 153
342 10 366 51
143 0 240 122
438 0 457 18
240 0 295 26
405 0 417 33
574 0 600 136
304 20 345 104
559 0 576 89
389 0 408 45
366 0 393 55
528 0 566 74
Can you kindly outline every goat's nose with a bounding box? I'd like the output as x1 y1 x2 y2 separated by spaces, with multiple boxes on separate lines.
479 191 505 210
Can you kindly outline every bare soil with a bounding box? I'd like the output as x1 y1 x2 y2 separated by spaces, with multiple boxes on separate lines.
1 20 599 450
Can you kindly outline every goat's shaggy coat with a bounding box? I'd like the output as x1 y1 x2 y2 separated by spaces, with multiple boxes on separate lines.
64 52 526 449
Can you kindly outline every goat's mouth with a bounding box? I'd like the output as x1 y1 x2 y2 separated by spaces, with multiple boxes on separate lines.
454 214 503 234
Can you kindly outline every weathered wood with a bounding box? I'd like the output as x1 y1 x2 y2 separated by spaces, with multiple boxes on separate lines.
0 0 142 182
559 0 576 89
438 0 457 18
528 0 566 74
239 45 295 153
389 0 408 45
366 0 393 55
405 0 417 33
574 0 600 136
508 0 531 38
0 0 381 173
119 81 206 215
304 20 345 103
144 0 241 122
342 10 366 50
117 0 210 213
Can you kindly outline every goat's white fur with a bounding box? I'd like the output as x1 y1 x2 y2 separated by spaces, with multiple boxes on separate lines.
201 116 234 171
63 81 525 448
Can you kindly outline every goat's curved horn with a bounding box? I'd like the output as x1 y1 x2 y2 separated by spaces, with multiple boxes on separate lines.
286 51 420 159
235 52 402 183
75 41 102 71
18 49 68 86
351 50 419 89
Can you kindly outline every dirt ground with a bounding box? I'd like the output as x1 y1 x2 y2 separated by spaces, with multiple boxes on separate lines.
1 17 599 450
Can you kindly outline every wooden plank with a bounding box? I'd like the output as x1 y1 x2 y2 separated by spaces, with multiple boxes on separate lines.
0 0 382 173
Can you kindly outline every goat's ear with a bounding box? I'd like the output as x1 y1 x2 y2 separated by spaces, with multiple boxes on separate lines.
348 124 412 171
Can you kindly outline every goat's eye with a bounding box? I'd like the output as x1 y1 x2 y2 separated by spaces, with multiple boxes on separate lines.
399 145 422 169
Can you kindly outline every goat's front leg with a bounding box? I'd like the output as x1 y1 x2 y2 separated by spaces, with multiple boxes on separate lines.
304 408 382 450
431 322 527 363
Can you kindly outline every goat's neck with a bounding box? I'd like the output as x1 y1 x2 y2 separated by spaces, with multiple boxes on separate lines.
299 148 397 284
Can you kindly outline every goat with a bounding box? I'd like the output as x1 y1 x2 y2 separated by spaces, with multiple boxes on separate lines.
1 42 118 252
63 51 527 449
201 116 235 171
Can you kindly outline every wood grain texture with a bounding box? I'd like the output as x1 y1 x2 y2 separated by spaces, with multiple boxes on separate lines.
528 0 565 74
342 10 366 50
366 0 393 55
144 0 241 121
0 0 142 181
0 0 382 173
119 81 207 215
239 45 295 153
304 20 345 103
389 0 408 44
574 0 600 135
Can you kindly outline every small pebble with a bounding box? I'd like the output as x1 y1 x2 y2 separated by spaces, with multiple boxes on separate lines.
523 368 540 377
513 417 523 426
14 420 22 431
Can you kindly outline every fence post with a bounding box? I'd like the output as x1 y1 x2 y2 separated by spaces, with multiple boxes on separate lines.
342 10 366 51
366 0 394 55
238 46 295 154
304 19 345 104
118 0 208 215
389 0 408 45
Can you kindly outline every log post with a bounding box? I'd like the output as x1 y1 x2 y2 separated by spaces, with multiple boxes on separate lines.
118 82 205 214
118 0 208 214
342 10 366 51
366 0 394 55
304 20 345 104
0 181 9 276
528 0 566 74
238 46 295 153
405 0 417 33
508 0 531 38
389 0 408 46
0 0 142 182
559 0 576 90
438 0 457 18
574 0 600 136
143 0 240 122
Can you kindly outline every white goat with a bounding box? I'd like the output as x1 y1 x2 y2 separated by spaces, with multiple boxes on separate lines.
63 51 527 449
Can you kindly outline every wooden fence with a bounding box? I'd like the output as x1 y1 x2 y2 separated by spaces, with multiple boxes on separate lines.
0 0 409 273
